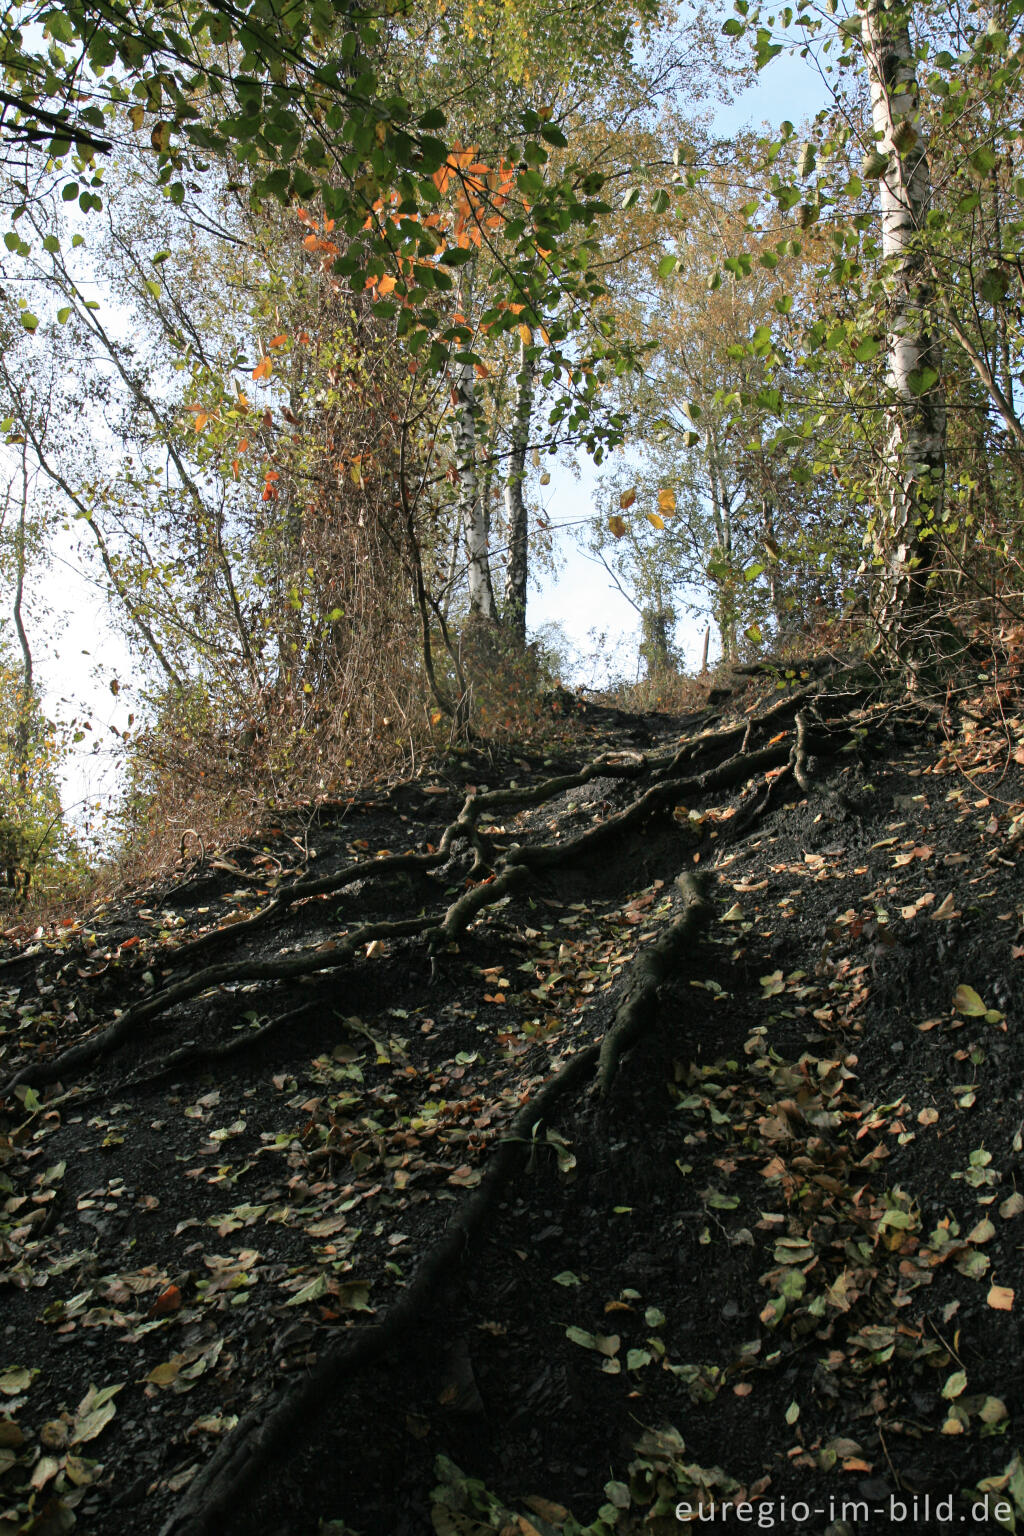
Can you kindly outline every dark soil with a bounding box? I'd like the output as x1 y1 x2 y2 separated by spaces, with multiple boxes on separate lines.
2 661 1024 1536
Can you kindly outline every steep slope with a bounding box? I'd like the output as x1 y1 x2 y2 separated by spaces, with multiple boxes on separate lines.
2 664 1023 1536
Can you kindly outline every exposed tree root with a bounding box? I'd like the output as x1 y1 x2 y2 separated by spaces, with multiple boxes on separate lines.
159 756 648 969
157 863 721 1536
595 872 712 1097
0 692 859 1102
157 1035 602 1536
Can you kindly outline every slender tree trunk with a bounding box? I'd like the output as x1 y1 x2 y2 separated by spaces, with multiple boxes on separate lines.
860 0 946 649
760 498 782 630
12 451 34 787
454 270 496 622
503 337 535 645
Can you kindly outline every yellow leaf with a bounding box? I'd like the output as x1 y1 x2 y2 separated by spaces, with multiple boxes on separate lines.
608 514 627 538
129 104 145 132
658 487 677 515
539 471 550 485
147 1358 184 1386
619 487 636 510
518 323 533 345
646 511 665 530
192 412 209 433
954 984 986 1016
988 1284 1015 1311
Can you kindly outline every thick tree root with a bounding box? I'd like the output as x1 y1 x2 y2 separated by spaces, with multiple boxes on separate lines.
157 756 647 969
595 871 711 1096
157 1037 602 1536
0 697 857 1101
157 862 721 1536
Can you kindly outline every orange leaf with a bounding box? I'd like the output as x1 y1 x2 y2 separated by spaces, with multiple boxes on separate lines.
608 514 627 538
297 332 310 344
268 333 288 348
147 1285 182 1318
192 412 209 433
378 274 397 295
658 487 677 515
231 459 240 479
988 1284 1015 1311
238 438 249 453
252 356 272 380
619 487 636 510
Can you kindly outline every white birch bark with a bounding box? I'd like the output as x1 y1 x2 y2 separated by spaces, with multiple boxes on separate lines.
860 0 946 644
502 336 534 644
453 269 495 622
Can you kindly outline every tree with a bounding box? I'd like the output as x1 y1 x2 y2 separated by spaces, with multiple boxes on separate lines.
720 0 1024 655
590 149 862 666
858 0 946 650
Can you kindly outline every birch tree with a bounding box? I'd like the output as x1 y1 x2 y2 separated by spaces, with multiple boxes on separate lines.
859 0 946 650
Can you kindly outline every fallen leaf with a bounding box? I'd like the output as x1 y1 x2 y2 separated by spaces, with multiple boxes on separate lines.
954 984 986 1016
0 1368 36 1396
987 1284 1015 1311
147 1358 185 1386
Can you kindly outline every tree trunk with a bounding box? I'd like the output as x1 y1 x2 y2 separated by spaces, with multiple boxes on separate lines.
860 0 946 650
454 270 496 622
12 450 34 787
502 337 535 645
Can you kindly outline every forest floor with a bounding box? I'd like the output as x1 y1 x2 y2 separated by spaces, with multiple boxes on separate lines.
3 654 1024 1536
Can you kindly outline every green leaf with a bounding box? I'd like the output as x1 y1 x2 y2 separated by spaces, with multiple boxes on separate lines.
286 1273 328 1306
954 984 986 1016
657 255 680 279
907 365 939 397
19 312 39 332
